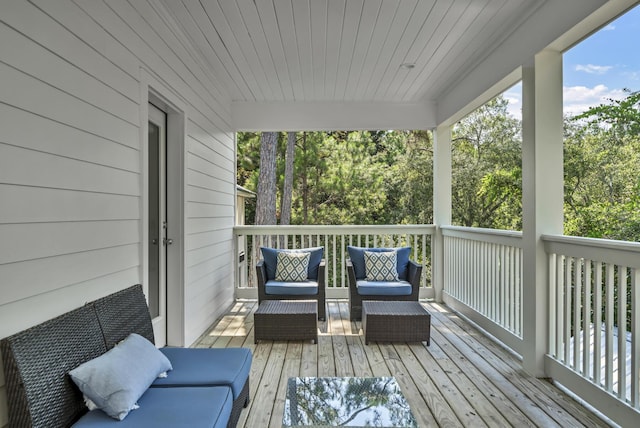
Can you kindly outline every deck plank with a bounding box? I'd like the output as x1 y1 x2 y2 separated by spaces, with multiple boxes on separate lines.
197 299 610 428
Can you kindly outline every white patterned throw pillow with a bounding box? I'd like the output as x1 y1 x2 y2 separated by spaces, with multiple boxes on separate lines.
275 251 310 282
364 250 399 281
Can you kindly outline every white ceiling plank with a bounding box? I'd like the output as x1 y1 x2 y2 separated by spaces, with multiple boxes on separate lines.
343 0 383 100
254 0 295 100
362 0 419 100
236 0 285 101
425 0 522 101
292 0 314 101
407 0 503 102
158 0 241 101
333 0 364 100
197 0 266 100
274 0 304 101
324 0 346 100
373 0 437 101
217 0 275 101
180 0 255 101
309 0 328 100
397 1 472 102
352 0 401 100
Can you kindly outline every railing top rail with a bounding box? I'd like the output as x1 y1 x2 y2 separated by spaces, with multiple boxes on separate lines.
234 224 437 235
441 225 522 247
542 233 640 252
543 233 640 267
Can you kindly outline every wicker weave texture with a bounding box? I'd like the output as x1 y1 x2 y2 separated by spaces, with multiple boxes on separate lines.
362 301 431 345
0 305 107 428
254 301 318 343
93 284 155 348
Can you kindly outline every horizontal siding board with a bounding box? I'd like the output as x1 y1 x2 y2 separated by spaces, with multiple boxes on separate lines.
0 23 138 125
0 103 139 172
0 185 139 223
188 120 235 163
187 152 234 182
0 144 139 196
0 63 138 146
0 220 139 264
187 202 232 219
187 169 234 194
186 230 232 252
1 0 139 100
0 268 139 339
186 240 229 268
0 244 139 306
186 217 234 235
188 142 234 175
187 186 234 206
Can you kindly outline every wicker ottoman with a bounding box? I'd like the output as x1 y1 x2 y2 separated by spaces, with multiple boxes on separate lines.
254 300 318 344
362 301 431 345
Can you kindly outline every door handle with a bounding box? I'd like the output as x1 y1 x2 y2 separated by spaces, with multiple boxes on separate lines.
163 238 173 246
151 239 158 245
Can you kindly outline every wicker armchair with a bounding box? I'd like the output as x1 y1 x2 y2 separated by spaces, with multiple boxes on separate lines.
347 248 422 321
256 256 326 321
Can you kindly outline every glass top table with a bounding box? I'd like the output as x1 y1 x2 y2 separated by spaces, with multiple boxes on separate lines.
282 377 418 427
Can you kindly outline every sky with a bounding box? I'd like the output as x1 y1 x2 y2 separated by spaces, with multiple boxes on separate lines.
503 5 640 119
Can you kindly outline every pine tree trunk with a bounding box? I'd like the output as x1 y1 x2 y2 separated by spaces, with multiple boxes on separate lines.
255 132 278 225
280 132 296 225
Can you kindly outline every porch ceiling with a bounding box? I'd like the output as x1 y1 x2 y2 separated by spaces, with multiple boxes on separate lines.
157 0 611 130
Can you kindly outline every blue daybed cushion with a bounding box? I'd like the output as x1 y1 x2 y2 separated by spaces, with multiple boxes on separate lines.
152 347 252 399
69 333 172 421
72 386 232 428
347 246 411 280
261 246 323 280
264 280 318 295
356 280 413 296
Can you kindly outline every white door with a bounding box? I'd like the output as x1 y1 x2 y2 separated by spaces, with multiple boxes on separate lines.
148 103 168 346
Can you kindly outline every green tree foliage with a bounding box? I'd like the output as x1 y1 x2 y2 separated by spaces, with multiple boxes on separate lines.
451 97 522 230
565 90 640 241
237 91 639 245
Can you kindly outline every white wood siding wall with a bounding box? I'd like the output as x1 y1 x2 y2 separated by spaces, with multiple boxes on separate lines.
0 2 235 425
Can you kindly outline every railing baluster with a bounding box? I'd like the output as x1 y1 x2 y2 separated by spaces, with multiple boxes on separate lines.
564 256 572 365
594 261 602 387
605 263 615 392
574 258 582 371
583 259 592 378
632 268 640 408
617 265 627 400
557 255 565 360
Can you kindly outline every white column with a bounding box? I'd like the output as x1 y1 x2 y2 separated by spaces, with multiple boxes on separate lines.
521 50 564 376
433 125 452 303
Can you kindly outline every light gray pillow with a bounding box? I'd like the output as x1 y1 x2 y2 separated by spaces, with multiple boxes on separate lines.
69 333 172 420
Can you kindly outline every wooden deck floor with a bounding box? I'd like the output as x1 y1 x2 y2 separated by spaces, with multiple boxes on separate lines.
195 299 611 428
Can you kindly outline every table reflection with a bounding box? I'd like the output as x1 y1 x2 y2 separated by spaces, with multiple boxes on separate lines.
283 377 418 427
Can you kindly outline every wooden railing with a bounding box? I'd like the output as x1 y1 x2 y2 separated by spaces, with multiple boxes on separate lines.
233 225 435 299
544 234 640 415
441 226 524 352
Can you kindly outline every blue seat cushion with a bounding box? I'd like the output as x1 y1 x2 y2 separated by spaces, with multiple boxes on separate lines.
261 246 324 280
73 386 232 428
265 280 318 296
356 280 413 296
152 347 252 400
347 246 411 280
